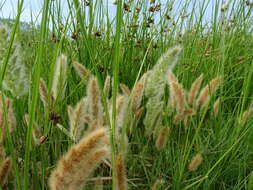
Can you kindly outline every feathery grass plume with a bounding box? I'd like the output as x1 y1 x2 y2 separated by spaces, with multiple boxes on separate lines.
196 76 222 108
112 95 128 133
173 109 194 124
87 77 103 122
103 75 111 98
144 97 163 136
145 46 182 97
73 61 90 81
120 83 131 96
173 113 184 124
48 128 109 190
188 153 203 171
170 81 186 113
24 114 41 145
68 98 87 142
94 177 103 190
116 153 128 190
130 80 144 112
213 98 221 116
135 106 145 121
0 25 30 98
144 46 182 134
167 71 178 109
151 179 164 190
0 157 11 186
155 127 169 149
39 78 49 108
52 54 68 100
188 74 203 105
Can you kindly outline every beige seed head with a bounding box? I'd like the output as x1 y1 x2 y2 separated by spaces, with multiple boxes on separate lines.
188 153 203 171
52 54 68 100
131 81 144 112
73 61 90 80
87 77 103 122
188 74 203 105
120 84 131 96
0 157 11 186
68 99 87 142
39 78 49 108
116 153 128 190
155 127 169 149
196 76 222 107
134 107 145 121
171 81 186 113
48 128 109 190
167 71 178 84
213 98 221 116
103 75 111 98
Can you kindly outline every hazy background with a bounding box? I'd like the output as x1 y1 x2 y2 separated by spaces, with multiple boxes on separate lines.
0 0 215 24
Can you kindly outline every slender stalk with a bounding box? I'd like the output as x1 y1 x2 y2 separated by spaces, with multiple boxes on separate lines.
23 0 50 189
111 0 123 189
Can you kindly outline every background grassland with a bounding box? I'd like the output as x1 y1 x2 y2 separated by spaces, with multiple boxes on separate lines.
1 0 253 189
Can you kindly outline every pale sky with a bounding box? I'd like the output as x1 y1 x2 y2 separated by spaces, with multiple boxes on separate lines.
0 0 115 23
0 0 224 25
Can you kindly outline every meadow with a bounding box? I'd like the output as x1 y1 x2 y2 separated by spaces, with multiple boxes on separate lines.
0 0 253 189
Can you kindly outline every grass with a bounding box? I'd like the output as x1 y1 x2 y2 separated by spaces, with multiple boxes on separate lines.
0 0 253 189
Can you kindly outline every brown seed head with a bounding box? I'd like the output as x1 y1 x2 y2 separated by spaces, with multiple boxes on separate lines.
155 127 169 149
188 153 203 171
0 157 11 186
116 153 128 190
188 74 203 105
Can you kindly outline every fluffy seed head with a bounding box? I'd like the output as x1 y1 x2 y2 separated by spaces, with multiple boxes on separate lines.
52 54 68 100
155 127 169 149
87 77 103 122
116 153 128 190
73 61 90 80
131 81 144 112
188 153 203 171
39 78 49 108
171 81 186 113
120 84 131 96
0 157 11 186
188 74 203 105
196 76 222 107
48 128 109 190
103 75 111 98
68 99 87 142
167 72 178 109
213 98 220 116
